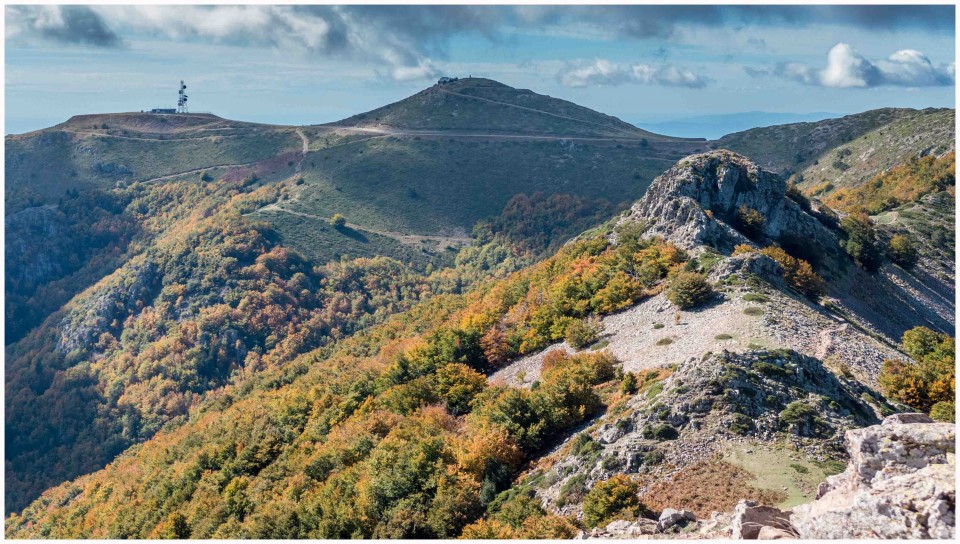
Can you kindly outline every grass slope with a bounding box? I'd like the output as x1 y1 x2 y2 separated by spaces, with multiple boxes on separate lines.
332 77 683 140
714 108 954 185
285 135 695 237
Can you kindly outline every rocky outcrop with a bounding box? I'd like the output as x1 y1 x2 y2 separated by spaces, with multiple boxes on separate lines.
618 151 839 256
730 500 795 539
56 259 160 354
534 349 880 514
790 415 955 539
5 205 68 289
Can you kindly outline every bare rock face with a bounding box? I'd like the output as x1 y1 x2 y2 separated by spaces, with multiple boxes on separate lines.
790 415 956 539
618 151 839 256
730 500 795 539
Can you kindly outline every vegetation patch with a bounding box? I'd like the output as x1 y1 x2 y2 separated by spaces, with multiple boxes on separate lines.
641 458 787 518
879 326 955 418
582 475 646 528
667 271 714 309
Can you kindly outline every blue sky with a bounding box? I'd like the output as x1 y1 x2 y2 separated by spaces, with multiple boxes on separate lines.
5 5 956 135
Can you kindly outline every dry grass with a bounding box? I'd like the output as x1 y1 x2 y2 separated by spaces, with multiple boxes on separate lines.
640 457 787 518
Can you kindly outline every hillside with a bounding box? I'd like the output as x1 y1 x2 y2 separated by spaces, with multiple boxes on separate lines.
4 79 705 513
7 151 953 538
714 108 955 189
331 77 678 140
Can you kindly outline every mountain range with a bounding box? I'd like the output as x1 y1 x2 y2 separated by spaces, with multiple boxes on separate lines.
4 77 955 538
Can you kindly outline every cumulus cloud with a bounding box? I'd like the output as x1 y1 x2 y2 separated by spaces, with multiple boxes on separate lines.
9 5 954 53
558 59 709 88
6 5 120 46
5 5 493 81
751 43 955 88
7 5 954 84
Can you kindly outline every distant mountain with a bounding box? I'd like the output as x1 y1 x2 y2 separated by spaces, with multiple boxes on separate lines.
713 107 955 187
332 77 677 140
635 111 838 140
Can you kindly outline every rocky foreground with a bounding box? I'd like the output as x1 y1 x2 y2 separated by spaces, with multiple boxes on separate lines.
587 414 955 539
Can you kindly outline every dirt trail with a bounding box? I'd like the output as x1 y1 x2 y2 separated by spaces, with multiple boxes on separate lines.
59 129 238 142
436 88 646 138
294 128 309 172
135 162 259 184
329 125 652 143
258 203 472 248
815 323 848 360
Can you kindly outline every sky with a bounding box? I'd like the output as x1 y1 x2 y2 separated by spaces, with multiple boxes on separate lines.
4 4 956 136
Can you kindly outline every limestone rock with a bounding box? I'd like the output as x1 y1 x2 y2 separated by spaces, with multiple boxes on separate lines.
791 415 956 539
756 526 797 539
882 412 934 425
730 500 794 539
658 508 697 531
618 151 839 256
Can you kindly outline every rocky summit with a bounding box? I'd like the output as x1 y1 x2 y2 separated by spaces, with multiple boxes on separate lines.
620 151 838 255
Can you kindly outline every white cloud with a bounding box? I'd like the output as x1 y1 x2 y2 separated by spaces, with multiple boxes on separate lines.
559 59 709 88
757 43 955 88
389 61 441 82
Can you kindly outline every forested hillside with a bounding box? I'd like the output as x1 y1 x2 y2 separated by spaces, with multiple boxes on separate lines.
4 76 955 533
4 79 705 513
7 149 954 538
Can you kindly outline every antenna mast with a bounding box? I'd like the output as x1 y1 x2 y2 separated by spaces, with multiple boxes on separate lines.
177 80 188 113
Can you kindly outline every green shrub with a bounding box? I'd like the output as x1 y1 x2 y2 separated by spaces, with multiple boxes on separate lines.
656 337 673 346
779 401 816 427
886 234 919 269
581 475 643 528
735 205 767 239
930 401 955 423
729 413 753 435
790 463 809 474
331 213 347 228
753 361 787 378
620 372 638 395
653 323 665 329
742 293 768 303
815 459 847 476
601 455 622 471
667 272 713 309
715 333 733 340
642 424 679 440
743 307 764 316
565 316 603 350
840 213 883 271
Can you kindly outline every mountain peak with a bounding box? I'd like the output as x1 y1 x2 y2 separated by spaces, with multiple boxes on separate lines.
330 77 676 140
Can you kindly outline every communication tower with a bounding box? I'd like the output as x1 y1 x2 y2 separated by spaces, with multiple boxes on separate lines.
177 81 188 113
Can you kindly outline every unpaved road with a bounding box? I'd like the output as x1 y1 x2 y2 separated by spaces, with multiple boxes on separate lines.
258 203 472 248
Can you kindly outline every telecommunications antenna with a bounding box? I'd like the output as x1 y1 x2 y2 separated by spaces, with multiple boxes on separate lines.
177 80 188 113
